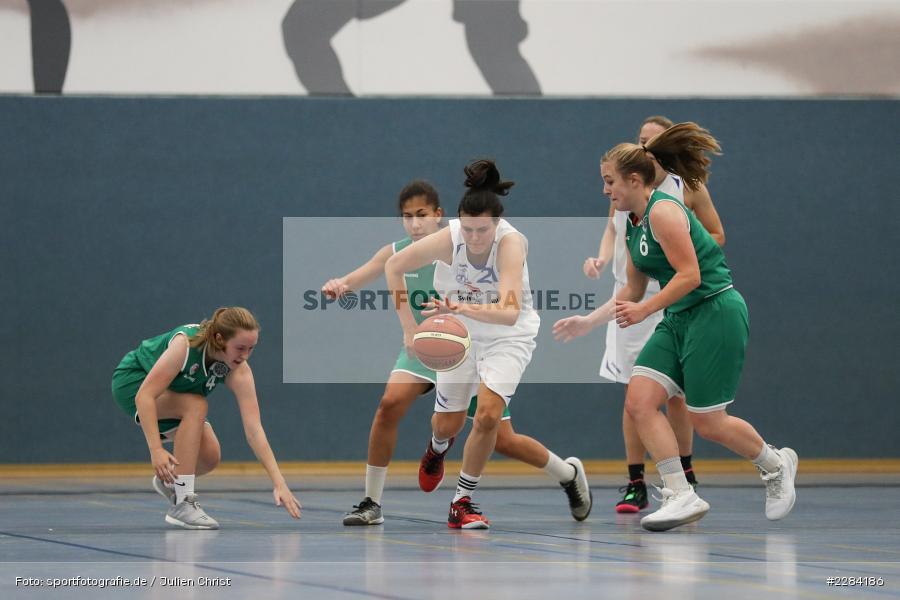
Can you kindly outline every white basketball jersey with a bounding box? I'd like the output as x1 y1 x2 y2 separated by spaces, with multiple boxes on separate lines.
612 173 685 288
433 219 540 341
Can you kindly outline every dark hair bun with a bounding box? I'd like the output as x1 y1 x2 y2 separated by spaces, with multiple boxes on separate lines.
463 159 514 197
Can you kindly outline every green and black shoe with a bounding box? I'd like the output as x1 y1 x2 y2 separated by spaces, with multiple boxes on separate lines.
615 479 649 513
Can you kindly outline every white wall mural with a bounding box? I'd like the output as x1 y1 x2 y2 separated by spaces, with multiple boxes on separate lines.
1 0 898 96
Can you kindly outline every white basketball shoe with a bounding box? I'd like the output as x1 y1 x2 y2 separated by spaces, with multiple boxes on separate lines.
640 486 710 532
760 446 798 520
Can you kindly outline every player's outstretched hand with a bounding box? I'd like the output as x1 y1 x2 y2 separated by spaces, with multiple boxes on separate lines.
151 447 179 484
274 483 302 519
553 315 594 342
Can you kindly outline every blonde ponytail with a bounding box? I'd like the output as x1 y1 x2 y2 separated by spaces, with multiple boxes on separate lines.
190 307 260 351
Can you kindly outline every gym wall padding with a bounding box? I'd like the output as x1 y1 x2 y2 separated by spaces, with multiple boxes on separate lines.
1 96 897 462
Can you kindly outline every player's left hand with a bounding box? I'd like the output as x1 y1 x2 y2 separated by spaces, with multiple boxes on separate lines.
273 483 302 519
422 297 460 316
615 300 648 328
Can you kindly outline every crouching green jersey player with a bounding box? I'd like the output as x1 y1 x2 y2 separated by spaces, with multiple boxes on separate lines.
112 306 301 529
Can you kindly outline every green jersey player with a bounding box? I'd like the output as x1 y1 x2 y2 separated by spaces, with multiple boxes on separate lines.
582 115 728 513
112 307 301 529
555 123 797 532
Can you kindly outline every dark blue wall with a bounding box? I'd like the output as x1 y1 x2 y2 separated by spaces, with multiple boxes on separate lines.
2 96 898 463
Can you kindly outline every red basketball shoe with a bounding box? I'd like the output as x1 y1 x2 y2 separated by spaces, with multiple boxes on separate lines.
448 496 490 529
418 437 455 492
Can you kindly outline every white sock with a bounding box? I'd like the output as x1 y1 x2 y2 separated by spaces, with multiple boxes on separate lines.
752 443 783 473
453 471 481 503
365 465 387 505
174 474 195 504
656 457 691 492
431 435 449 454
543 451 576 483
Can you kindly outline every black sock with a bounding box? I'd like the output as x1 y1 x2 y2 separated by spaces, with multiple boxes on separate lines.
681 455 697 484
627 463 645 482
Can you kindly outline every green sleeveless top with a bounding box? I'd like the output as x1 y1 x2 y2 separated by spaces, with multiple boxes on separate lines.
117 324 230 396
393 237 440 325
625 190 733 313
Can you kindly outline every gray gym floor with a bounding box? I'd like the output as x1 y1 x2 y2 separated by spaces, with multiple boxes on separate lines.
2 473 898 599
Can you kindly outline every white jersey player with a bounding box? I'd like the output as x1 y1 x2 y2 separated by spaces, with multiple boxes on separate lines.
387 159 591 530
436 217 540 339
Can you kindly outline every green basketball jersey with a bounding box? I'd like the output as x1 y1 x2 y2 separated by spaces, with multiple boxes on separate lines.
626 190 733 313
393 237 439 324
116 324 230 396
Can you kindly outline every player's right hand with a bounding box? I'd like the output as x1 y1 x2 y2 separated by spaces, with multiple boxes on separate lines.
273 483 302 519
583 257 606 279
151 447 179 484
322 278 349 299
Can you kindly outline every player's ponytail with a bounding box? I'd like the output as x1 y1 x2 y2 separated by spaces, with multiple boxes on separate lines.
458 159 514 219
190 307 260 351
602 143 657 185
602 122 721 192
644 122 721 191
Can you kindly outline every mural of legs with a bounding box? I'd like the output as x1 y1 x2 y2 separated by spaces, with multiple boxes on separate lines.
27 0 71 94
282 0 405 95
452 0 541 95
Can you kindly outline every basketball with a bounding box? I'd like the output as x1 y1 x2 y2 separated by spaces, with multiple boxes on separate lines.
413 315 470 372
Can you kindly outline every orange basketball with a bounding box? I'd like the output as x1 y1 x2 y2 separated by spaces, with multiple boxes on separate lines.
413 315 471 372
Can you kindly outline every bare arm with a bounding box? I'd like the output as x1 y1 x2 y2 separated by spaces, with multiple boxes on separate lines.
587 254 649 326
684 183 725 247
598 202 617 262
227 365 301 518
615 202 700 327
385 228 452 354
134 334 187 483
643 203 701 312
322 243 393 298
584 203 616 278
445 233 526 327
594 253 650 325
554 250 649 342
587 263 650 326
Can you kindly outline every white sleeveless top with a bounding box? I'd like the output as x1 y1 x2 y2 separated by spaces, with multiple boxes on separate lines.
432 219 541 341
612 172 684 288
